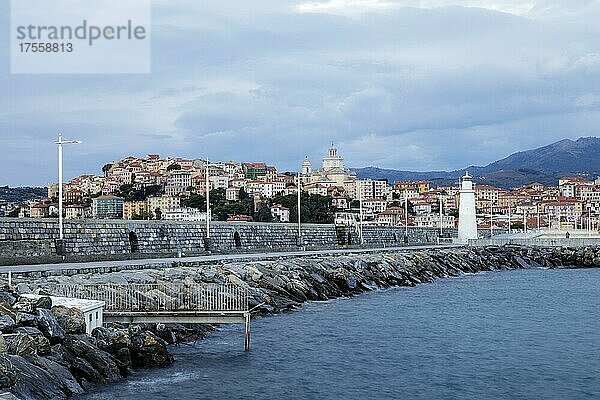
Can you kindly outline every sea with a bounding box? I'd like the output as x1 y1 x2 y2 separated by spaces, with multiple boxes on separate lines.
80 268 600 399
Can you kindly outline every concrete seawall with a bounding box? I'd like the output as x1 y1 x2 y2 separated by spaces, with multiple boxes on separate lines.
0 218 458 265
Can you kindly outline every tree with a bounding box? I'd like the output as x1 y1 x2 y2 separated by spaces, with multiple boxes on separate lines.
102 163 112 177
167 163 181 172
271 193 334 224
254 203 273 222
181 193 206 211
154 208 162 220
239 188 250 200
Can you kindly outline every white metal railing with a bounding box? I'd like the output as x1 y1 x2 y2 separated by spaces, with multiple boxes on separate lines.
51 283 248 312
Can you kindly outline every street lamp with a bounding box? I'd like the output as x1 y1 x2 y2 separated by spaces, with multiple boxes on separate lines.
205 158 211 250
297 172 302 247
358 182 364 245
55 134 81 244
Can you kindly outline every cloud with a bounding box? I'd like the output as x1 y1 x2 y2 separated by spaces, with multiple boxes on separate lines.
2 1 600 186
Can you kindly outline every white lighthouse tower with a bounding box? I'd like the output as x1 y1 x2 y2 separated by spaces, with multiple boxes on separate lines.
458 172 478 243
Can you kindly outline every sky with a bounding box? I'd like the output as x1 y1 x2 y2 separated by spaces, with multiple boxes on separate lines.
2 0 600 186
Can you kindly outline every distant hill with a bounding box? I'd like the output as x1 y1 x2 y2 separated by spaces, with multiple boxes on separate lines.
353 137 600 189
0 186 47 203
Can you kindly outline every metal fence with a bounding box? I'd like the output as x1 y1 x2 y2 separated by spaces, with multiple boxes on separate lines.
51 283 248 312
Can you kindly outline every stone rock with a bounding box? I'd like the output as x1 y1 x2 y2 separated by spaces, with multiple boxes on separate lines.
14 327 44 336
0 308 16 328
52 306 86 334
15 312 37 327
128 327 173 368
5 333 50 356
15 284 31 295
0 291 15 306
0 355 18 389
36 309 66 343
116 348 132 368
62 335 124 383
0 334 6 355
70 356 103 385
92 327 131 355
35 296 53 310
23 355 84 397
0 316 15 334
12 297 37 314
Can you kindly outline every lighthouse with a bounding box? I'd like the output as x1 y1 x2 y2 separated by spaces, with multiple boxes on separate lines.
458 172 478 243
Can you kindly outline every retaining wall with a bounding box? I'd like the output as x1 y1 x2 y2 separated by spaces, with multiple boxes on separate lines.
0 218 458 265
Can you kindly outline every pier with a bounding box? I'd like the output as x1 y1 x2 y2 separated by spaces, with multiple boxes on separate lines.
51 283 253 351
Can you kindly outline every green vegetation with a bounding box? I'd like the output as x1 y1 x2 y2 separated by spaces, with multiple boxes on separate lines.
166 163 181 172
115 184 162 202
271 193 335 224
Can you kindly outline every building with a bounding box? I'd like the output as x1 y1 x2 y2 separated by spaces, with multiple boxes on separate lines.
243 163 267 180
123 201 149 220
301 145 358 190
30 203 50 218
226 187 241 201
22 294 104 334
92 195 124 219
414 214 455 228
147 196 180 219
165 170 192 196
270 204 290 222
164 207 206 221
65 204 88 219
362 198 388 213
375 206 405 226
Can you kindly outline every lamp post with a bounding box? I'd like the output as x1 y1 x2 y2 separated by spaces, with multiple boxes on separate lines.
489 199 493 237
439 196 443 237
358 183 364 245
404 189 408 242
297 172 302 246
55 134 81 243
205 158 211 250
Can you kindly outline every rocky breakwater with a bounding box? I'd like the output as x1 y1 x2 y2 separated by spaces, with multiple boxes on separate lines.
24 245 592 317
0 287 173 400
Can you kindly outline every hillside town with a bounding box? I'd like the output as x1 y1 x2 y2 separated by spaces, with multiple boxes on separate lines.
2 145 600 232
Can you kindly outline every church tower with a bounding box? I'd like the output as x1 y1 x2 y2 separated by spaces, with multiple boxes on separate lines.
301 156 312 176
322 143 344 171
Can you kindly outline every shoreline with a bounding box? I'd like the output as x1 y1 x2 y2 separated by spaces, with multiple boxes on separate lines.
2 245 600 399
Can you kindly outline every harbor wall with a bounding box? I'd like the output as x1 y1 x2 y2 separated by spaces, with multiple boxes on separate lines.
0 218 458 265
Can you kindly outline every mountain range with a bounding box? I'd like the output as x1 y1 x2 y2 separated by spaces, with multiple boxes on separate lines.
352 137 600 189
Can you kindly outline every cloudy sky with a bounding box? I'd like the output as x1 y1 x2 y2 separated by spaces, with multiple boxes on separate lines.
2 0 600 186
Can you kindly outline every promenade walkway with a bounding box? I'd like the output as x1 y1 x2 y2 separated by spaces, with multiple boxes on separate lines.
3 244 460 274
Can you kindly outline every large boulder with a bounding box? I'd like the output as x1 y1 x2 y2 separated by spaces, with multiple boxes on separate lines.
62 335 125 383
128 326 174 368
36 309 65 343
52 306 85 334
15 312 37 327
23 355 84 397
0 291 16 306
4 333 51 357
0 316 15 334
12 297 37 314
92 327 130 354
